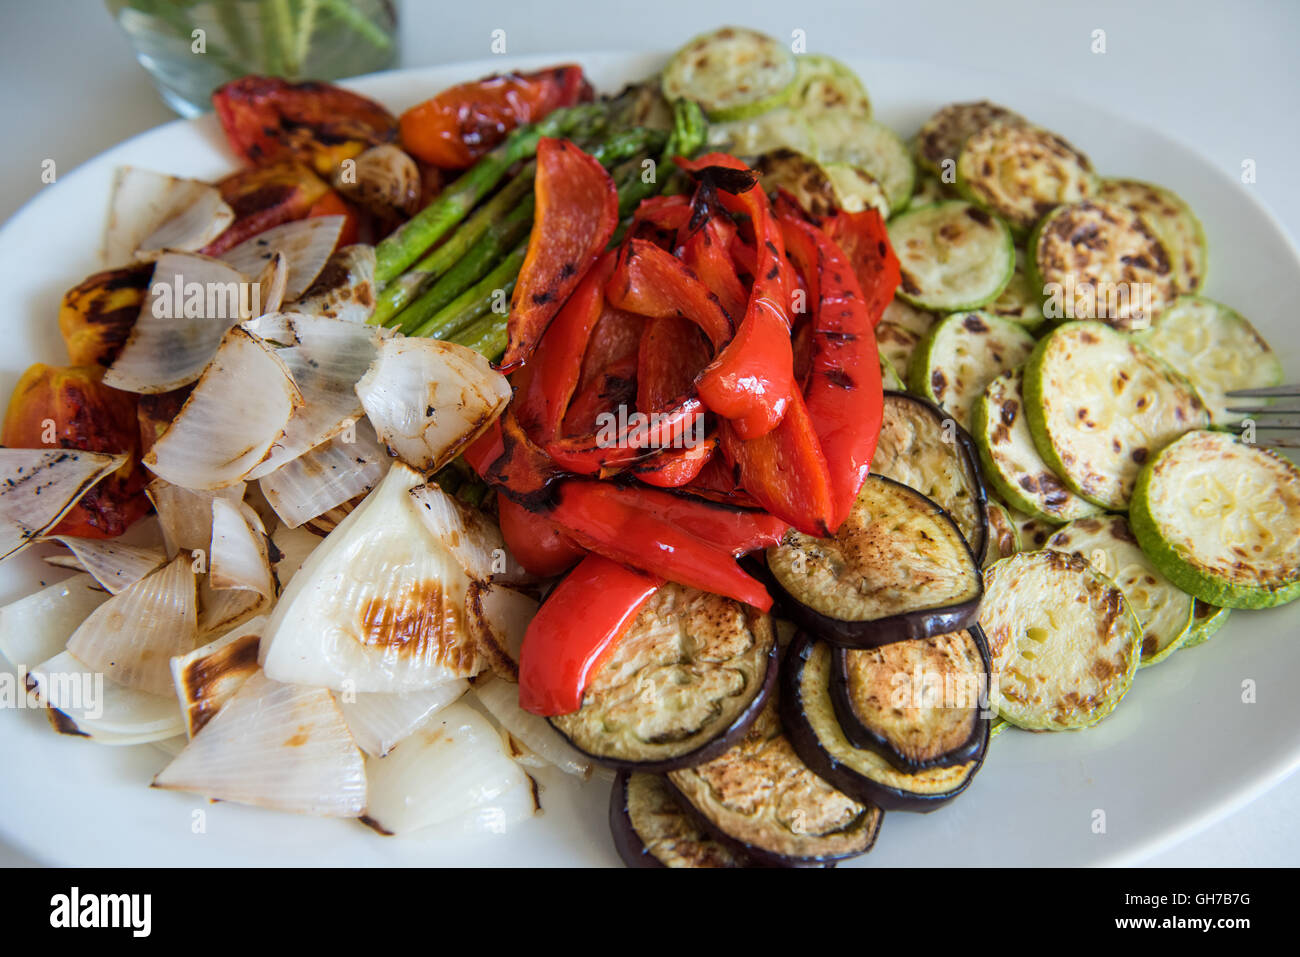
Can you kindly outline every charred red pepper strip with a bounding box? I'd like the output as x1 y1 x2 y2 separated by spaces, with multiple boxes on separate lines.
684 453 763 510
399 65 592 170
545 481 775 610
484 408 564 502
822 208 902 325
605 240 733 350
718 387 836 537
633 436 717 488
637 315 712 414
799 218 888 530
546 397 707 476
462 418 504 476
500 138 618 372
518 554 662 716
560 356 638 439
497 496 585 577
680 218 748 320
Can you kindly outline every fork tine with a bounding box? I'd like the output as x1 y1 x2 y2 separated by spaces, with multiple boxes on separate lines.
1224 384 1300 398
1256 438 1300 450
1226 405 1300 415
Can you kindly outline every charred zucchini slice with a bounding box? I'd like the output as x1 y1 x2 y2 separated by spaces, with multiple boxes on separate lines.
871 391 988 560
984 501 1019 568
889 201 1015 312
707 109 815 159
876 297 935 374
956 119 1097 235
1029 199 1175 331
907 309 1035 430
610 771 749 868
914 100 1026 179
830 626 991 771
1011 507 1056 552
1134 296 1282 425
986 248 1046 330
808 114 915 212
549 585 777 771
1129 430 1300 609
1097 178 1207 294
1045 516 1195 665
765 474 983 648
1023 321 1208 510
879 353 905 392
794 54 871 117
972 368 1103 523
981 551 1142 730
1181 600 1231 649
661 27 797 121
782 634 985 811
755 149 888 219
667 694 883 865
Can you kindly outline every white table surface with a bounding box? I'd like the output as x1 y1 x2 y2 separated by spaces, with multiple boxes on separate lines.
0 0 1297 867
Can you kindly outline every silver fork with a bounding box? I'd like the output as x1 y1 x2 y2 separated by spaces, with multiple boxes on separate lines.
1224 384 1300 449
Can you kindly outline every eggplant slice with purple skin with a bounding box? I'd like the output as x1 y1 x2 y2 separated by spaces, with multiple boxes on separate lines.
782 633 987 812
610 771 750 868
666 693 883 866
549 584 777 773
764 474 983 648
829 625 992 772
871 391 989 562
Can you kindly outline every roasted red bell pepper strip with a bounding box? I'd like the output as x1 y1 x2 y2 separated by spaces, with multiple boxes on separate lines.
576 304 644 394
399 65 592 169
560 356 638 439
680 217 748 320
201 161 331 256
718 387 835 537
462 418 504 476
632 436 717 488
306 190 363 247
497 496 585 578
629 194 693 240
518 554 662 715
500 138 618 372
605 240 733 350
822 208 902 325
483 408 564 504
213 77 397 176
683 453 763 510
636 315 713 414
547 397 706 476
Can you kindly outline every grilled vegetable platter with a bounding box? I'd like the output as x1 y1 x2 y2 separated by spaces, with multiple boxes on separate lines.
1 25 1297 868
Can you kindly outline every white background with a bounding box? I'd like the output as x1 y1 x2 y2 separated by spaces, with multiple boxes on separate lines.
0 0 1297 866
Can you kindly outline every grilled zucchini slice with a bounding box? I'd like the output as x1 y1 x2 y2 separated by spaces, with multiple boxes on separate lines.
1097 178 1207 294
1134 296 1282 425
661 26 797 121
1023 321 1209 509
610 772 748 868
986 248 1046 330
823 163 892 217
755 149 888 219
914 100 1026 179
889 201 1015 312
667 694 883 866
549 585 777 771
984 501 1020 568
794 53 871 117
989 716 1009 739
706 109 815 159
956 119 1097 235
765 474 983 648
830 627 991 771
879 353 905 391
907 309 1036 429
1129 430 1300 609
1011 507 1056 551
871 391 988 560
981 550 1142 730
972 368 1103 523
1181 600 1231 649
782 634 985 811
910 173 954 208
808 113 915 211
1045 516 1195 665
1029 199 1175 331
875 297 935 373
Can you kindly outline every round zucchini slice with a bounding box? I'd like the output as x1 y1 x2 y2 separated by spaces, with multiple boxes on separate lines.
984 501 1020 568
793 53 871 117
914 100 1026 179
1134 295 1282 425
808 113 916 211
1181 600 1231 649
875 297 935 374
706 108 815 159
661 26 798 121
988 716 1008 739
610 771 749 868
871 391 989 560
1129 429 1300 609
1045 516 1195 665
782 634 985 811
981 550 1143 731
972 368 1103 523
879 353 905 392
829 626 991 771
822 163 892 218
907 309 1036 430
754 149 887 219
889 200 1015 312
985 248 1046 330
1022 321 1209 509
1029 199 1175 331
1097 178 1207 294
956 119 1097 235
549 585 777 771
666 693 883 865
910 173 955 208
765 474 983 648
1010 507 1056 552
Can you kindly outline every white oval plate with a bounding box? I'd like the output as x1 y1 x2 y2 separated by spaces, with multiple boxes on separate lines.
1 52 1297 867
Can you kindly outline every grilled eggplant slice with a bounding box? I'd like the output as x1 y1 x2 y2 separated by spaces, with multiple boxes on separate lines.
766 474 982 648
984 501 1019 568
666 694 883 865
782 634 985 811
871 391 988 560
610 771 749 868
830 626 991 771
549 584 777 772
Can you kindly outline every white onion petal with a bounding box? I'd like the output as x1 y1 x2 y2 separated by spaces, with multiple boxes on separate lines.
220 216 344 301
28 650 184 744
408 482 507 581
0 449 127 563
147 479 245 557
339 681 468 756
153 670 366 817
465 581 538 682
253 251 289 317
269 522 320 588
258 418 389 529
472 675 592 779
67 555 198 695
104 166 233 265
197 575 267 641
0 574 110 676
209 498 274 599
293 245 378 323
356 337 511 472
143 327 302 490
170 617 263 737
45 536 167 594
